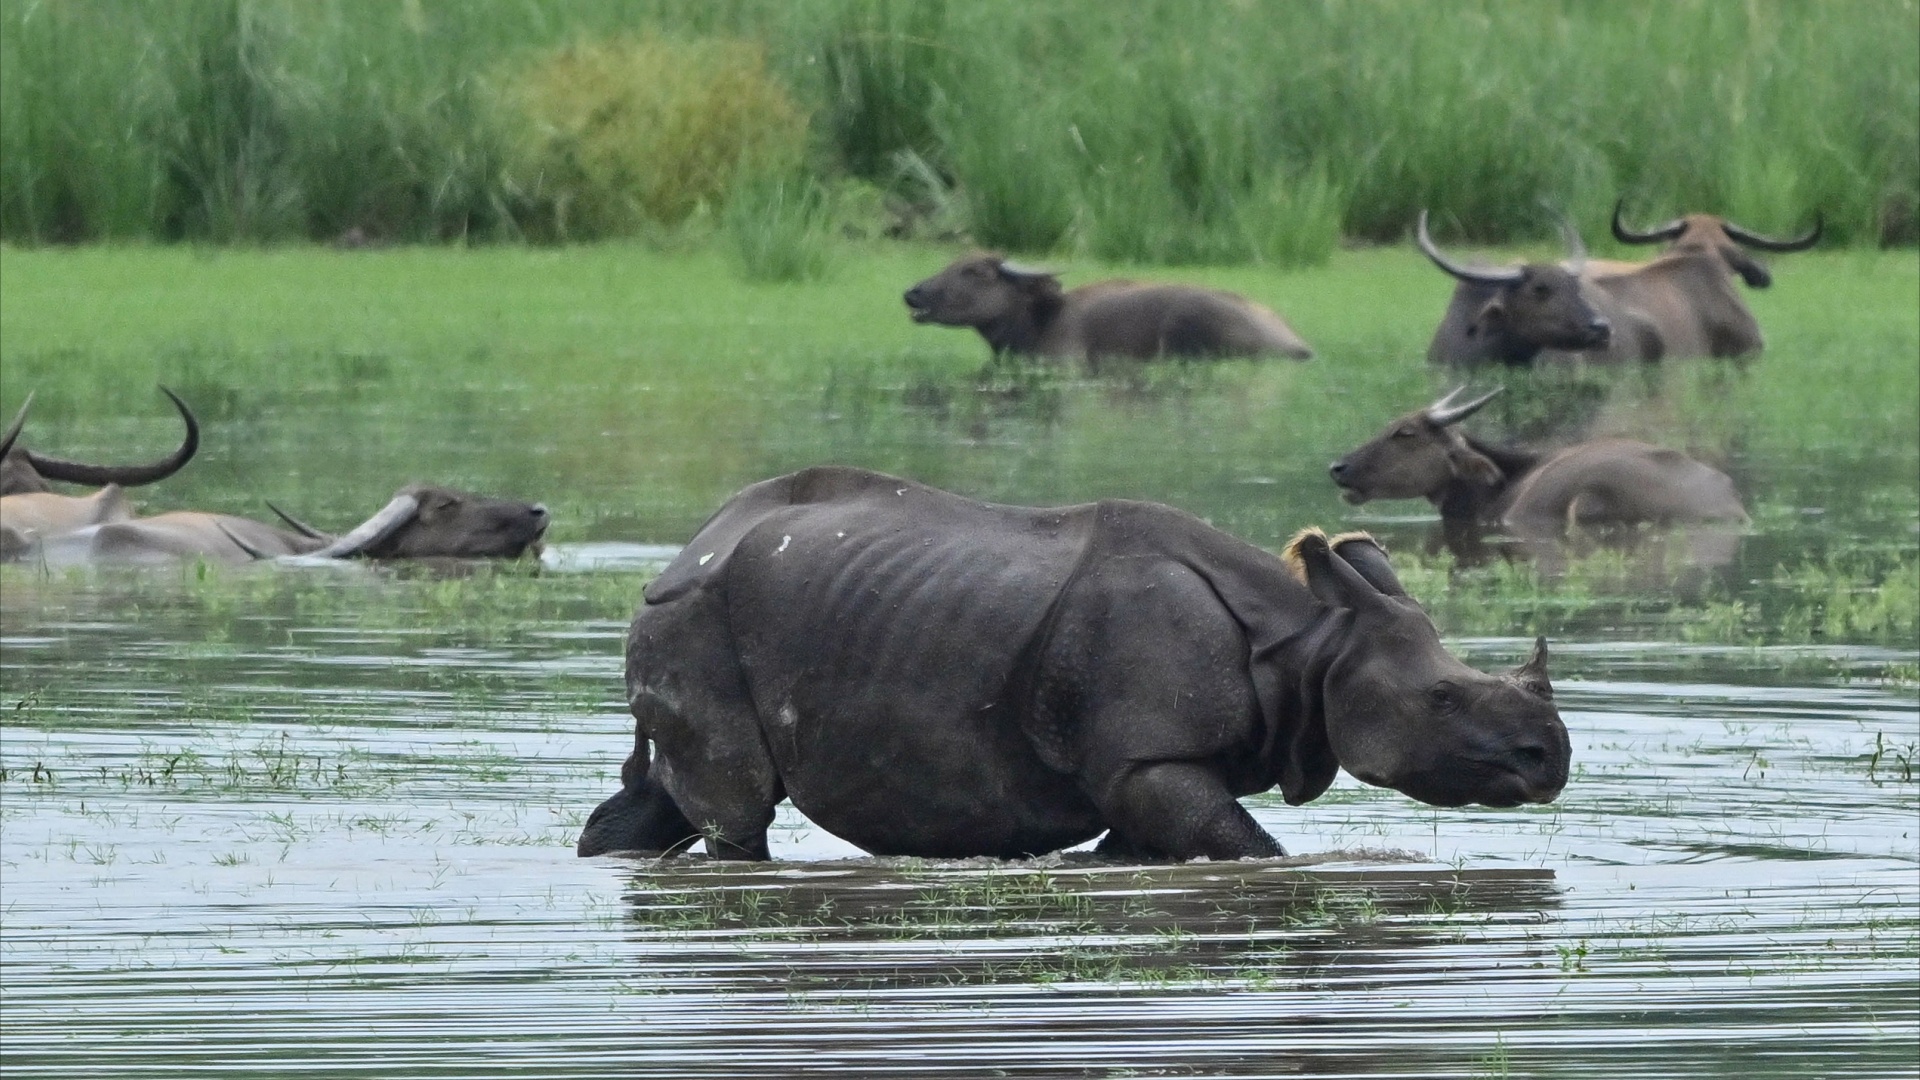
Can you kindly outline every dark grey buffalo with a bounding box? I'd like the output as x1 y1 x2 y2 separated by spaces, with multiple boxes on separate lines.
903 254 1315 362
1423 205 1817 366
1329 387 1748 533
0 388 199 496
20 485 548 565
577 467 1568 862
1610 199 1821 290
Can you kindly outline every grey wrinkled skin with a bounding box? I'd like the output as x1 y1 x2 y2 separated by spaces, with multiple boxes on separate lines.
579 466 1567 863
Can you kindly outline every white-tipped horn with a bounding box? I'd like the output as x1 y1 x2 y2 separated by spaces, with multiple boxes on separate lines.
995 259 1059 282
1540 203 1587 272
1426 385 1504 426
307 493 419 558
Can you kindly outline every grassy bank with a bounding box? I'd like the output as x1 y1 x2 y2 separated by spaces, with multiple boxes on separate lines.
2 0 1913 256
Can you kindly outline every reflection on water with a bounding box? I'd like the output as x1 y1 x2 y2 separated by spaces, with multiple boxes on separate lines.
1 566 1914 1078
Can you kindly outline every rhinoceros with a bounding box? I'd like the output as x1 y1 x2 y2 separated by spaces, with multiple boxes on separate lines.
578 467 1569 862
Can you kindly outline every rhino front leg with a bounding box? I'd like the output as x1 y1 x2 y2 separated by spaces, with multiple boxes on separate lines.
1098 761 1285 861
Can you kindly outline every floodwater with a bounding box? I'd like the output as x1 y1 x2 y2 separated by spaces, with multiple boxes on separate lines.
3 354 1917 1076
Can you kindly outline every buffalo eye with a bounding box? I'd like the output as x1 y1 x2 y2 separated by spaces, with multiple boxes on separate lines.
1427 683 1463 715
1393 426 1416 439
1530 282 1552 299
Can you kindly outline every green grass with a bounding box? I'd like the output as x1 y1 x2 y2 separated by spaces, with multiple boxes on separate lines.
1 0 1913 252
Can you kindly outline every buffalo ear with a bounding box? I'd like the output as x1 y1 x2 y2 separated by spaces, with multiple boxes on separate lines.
1446 439 1503 487
1285 528 1384 611
1719 242 1772 288
1328 533 1406 597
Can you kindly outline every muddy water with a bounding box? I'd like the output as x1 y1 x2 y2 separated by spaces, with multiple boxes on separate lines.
1 564 1913 1078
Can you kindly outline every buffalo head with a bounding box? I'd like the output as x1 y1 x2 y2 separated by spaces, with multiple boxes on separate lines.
0 388 199 496
1290 529 1569 807
903 254 1064 331
1329 385 1505 505
1611 199 1822 289
1418 211 1612 362
250 485 549 560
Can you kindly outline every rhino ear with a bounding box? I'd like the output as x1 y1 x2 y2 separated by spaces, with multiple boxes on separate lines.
1285 528 1386 611
1329 533 1406 597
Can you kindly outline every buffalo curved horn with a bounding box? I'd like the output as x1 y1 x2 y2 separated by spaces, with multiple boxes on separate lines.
215 520 276 561
1425 384 1504 427
23 386 200 488
995 259 1059 283
1610 199 1685 245
1416 211 1524 285
306 492 419 558
1722 213 1823 253
1545 205 1588 272
0 392 33 459
265 500 328 540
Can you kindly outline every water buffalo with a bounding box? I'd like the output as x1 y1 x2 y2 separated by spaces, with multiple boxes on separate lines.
903 254 1315 362
577 466 1568 862
0 388 199 496
0 389 196 541
1611 199 1822 290
16 485 548 565
1328 386 1748 533
1422 207 1812 366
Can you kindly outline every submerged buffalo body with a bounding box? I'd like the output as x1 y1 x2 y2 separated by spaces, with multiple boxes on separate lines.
1423 206 1819 366
17 485 548 565
904 255 1314 362
1329 387 1748 532
578 467 1567 862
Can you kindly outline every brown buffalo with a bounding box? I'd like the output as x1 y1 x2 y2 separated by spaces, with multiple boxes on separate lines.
1420 207 1812 366
15 486 548 565
903 254 1314 362
0 388 199 496
1328 386 1748 533
1611 200 1822 290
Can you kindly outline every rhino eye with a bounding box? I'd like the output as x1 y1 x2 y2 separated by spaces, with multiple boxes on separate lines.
1428 684 1462 714
1522 678 1553 701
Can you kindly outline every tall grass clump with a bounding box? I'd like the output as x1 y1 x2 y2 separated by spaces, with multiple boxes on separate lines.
499 36 806 241
723 173 836 282
0 0 1913 254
